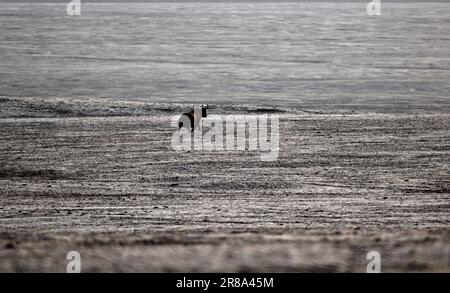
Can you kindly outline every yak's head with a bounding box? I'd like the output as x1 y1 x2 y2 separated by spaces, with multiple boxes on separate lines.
201 104 208 118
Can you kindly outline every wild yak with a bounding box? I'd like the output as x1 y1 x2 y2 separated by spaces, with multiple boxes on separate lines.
178 105 208 132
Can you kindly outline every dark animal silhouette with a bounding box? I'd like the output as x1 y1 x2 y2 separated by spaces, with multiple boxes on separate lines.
178 105 208 131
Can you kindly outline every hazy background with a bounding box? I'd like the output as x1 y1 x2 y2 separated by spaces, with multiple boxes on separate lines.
1 1 449 4
1 1 449 112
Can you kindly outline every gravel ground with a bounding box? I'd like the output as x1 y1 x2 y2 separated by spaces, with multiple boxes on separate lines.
0 96 449 272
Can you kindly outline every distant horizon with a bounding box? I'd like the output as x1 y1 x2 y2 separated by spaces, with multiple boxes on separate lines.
1 0 448 3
